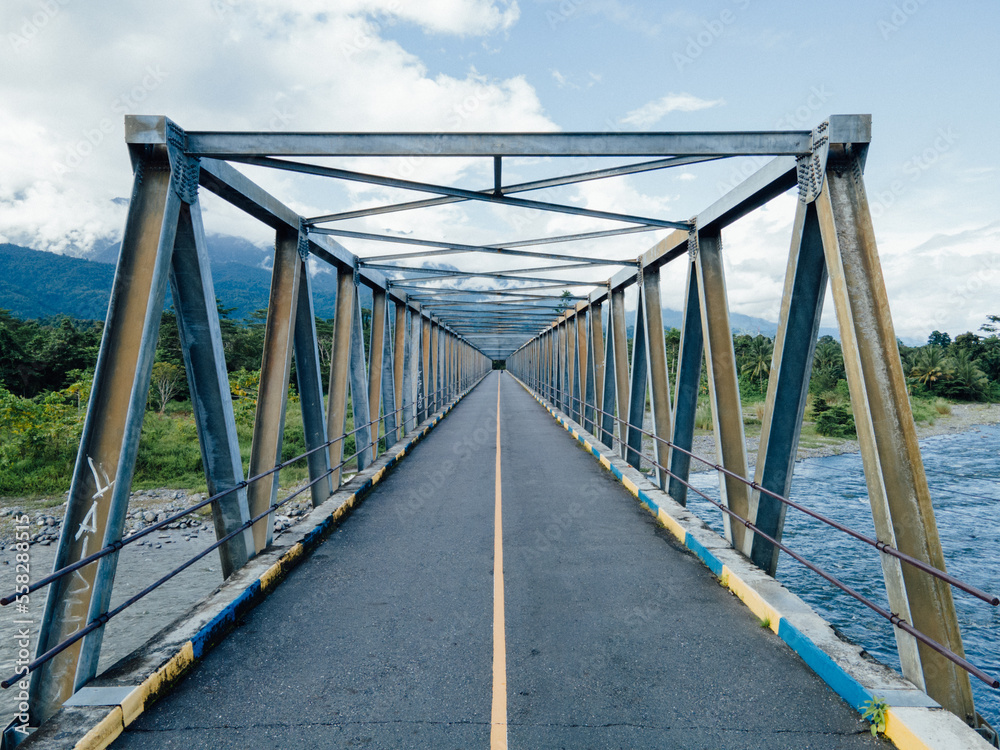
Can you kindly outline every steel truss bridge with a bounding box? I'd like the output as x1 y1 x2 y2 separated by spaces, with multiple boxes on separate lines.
2 114 998 749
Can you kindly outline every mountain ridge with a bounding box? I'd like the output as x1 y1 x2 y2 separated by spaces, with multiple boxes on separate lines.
1 239 842 341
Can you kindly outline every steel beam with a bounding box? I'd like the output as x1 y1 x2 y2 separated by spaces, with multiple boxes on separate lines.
816 149 975 722
641 267 673 490
170 203 256 573
293 253 333 507
667 258 704 506
625 286 649 471
749 200 826 573
694 228 750 550
368 289 388 459
325 268 356 488
608 288 630 457
307 156 722 224
31 146 181 722
224 155 690 231
181 129 816 157
247 227 301 552
349 287 373 471
588 301 605 436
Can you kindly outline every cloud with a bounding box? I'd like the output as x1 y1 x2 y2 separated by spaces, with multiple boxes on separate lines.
620 93 725 128
0 0 543 256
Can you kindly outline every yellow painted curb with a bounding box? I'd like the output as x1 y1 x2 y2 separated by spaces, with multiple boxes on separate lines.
722 565 781 634
884 709 931 750
73 707 123 750
656 508 686 543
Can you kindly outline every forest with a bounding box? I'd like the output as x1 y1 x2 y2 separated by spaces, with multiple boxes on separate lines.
2 307 999 496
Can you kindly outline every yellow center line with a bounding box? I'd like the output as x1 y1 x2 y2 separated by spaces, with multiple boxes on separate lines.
491 374 508 750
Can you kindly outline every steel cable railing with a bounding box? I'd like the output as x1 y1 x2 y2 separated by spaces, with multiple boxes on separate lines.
0 375 474 607
0 371 487 689
517 373 1000 689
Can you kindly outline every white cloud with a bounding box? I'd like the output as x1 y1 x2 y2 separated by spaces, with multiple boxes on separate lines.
620 93 725 128
0 0 543 256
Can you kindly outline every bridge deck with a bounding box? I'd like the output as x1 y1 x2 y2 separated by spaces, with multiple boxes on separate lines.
111 372 887 749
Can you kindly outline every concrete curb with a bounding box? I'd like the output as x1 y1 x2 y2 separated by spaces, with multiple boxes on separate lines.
511 375 992 750
17 376 488 750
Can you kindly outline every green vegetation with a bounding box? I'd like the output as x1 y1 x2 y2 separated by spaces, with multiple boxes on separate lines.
0 307 345 496
861 695 889 737
672 314 1000 443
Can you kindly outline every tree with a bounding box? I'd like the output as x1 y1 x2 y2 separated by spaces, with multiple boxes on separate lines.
555 290 573 314
941 350 988 400
740 335 773 388
811 336 845 393
979 315 1000 335
927 330 951 347
909 345 950 391
150 362 183 413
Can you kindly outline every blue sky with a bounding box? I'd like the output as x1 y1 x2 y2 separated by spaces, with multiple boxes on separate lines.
1 0 997 341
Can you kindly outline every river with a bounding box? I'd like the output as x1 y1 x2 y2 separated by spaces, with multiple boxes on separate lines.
685 424 1000 730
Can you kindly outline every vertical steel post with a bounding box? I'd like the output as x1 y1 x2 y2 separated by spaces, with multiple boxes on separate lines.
749 200 827 573
293 250 333 508
406 305 420 430
695 228 751 550
381 301 398 447
348 287 372 471
393 300 407 436
421 314 431 421
565 314 578 420
247 226 301 552
430 322 440 413
170 202 255 573
625 283 649 471
576 306 588 424
367 289 387 460
588 301 605 436
325 268 356 489
31 144 182 722
667 256 704 506
642 267 673 490
609 287 630 458
816 151 976 722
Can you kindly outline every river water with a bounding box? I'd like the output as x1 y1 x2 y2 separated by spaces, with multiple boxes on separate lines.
685 424 1000 730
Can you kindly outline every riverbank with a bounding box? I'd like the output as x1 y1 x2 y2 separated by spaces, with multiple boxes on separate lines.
680 401 1000 472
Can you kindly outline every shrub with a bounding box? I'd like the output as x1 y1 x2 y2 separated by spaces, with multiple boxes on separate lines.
813 398 856 438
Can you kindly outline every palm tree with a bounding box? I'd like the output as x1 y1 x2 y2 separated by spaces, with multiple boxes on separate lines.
943 350 988 400
740 335 774 387
910 345 950 390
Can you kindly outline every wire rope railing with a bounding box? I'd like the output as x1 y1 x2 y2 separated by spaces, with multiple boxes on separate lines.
0 372 485 690
517 374 1000 689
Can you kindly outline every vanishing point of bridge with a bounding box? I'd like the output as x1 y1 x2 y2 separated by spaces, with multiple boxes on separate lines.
2 116 997 749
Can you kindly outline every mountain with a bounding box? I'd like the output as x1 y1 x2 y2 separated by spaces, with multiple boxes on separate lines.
0 244 117 320
2 239 839 341
0 239 348 321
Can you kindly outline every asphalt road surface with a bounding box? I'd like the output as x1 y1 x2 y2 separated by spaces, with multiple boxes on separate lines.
112 371 888 749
